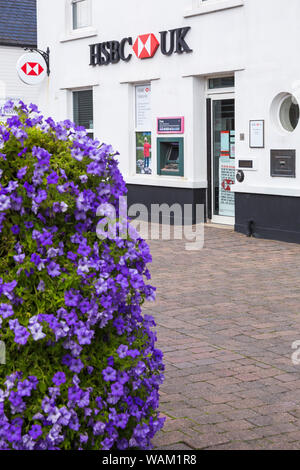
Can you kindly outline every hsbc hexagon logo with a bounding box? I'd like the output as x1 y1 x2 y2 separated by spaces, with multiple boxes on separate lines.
132 34 160 60
21 62 44 76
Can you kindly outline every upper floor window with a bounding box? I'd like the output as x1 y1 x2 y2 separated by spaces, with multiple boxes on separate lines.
209 76 235 89
73 89 94 138
72 0 90 30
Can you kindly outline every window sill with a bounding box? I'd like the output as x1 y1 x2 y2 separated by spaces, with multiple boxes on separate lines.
184 0 244 17
125 175 208 189
60 27 98 43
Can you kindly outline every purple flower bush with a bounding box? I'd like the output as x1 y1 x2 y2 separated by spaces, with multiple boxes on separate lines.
0 101 165 450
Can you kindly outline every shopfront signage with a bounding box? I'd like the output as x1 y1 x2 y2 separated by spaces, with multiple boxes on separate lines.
157 117 184 134
16 52 47 85
89 27 192 66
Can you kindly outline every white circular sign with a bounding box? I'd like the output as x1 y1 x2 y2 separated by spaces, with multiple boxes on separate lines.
16 52 47 86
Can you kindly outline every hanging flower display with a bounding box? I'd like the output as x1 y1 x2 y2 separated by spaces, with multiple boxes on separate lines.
0 101 165 450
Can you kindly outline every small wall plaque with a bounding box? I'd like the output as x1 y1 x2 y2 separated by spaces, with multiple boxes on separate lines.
250 120 264 148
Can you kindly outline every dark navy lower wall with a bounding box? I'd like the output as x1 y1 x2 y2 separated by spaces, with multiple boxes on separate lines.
235 192 300 244
126 184 206 225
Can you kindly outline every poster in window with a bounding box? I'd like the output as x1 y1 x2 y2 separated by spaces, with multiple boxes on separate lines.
219 155 235 217
221 131 230 154
135 85 151 130
136 132 152 175
230 130 235 159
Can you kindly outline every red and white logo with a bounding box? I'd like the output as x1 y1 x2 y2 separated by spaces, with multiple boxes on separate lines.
133 34 160 59
222 179 235 191
21 62 44 77
17 52 47 86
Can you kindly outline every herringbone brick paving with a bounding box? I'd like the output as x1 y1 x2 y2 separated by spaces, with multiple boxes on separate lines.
145 225 300 450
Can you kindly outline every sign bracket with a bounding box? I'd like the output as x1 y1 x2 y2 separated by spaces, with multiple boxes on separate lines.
24 47 50 76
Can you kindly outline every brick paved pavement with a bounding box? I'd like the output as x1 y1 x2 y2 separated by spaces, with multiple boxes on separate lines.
144 225 300 450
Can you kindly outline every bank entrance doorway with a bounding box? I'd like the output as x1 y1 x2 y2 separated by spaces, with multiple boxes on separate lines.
207 92 235 225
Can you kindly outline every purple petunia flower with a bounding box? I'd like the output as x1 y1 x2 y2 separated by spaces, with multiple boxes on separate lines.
17 379 33 397
115 413 129 429
67 251 77 262
32 146 51 167
47 172 59 185
28 322 46 341
0 194 11 211
127 349 140 359
37 280 45 292
0 303 14 319
79 175 88 183
14 253 25 264
111 382 123 397
76 326 94 345
31 253 41 266
52 372 66 386
117 344 128 359
102 367 116 382
47 261 61 278
8 425 22 443
64 290 80 307
134 361 146 376
29 424 43 440
80 433 88 444
11 225 20 235
101 437 115 450
24 221 34 229
77 243 91 257
117 438 129 450
35 189 47 204
39 230 53 247
93 421 105 436
14 325 30 345
17 166 27 179
29 103 39 113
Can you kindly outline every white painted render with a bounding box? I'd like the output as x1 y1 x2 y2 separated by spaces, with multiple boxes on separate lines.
37 0 300 197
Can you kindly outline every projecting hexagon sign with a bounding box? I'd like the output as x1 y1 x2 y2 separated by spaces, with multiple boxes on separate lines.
16 52 47 86
132 33 160 59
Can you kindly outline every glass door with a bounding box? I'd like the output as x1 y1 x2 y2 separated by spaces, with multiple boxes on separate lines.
211 96 235 224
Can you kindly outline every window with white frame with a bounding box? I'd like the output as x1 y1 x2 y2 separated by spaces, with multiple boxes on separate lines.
73 89 94 138
72 0 90 30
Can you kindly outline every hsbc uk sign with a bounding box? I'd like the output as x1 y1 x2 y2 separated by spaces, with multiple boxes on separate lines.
89 27 192 66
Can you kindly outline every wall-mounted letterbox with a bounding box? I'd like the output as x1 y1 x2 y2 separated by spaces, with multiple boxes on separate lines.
157 137 184 177
238 159 257 171
271 149 296 178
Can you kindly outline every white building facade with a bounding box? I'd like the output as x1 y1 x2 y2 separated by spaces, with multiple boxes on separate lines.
37 0 300 243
